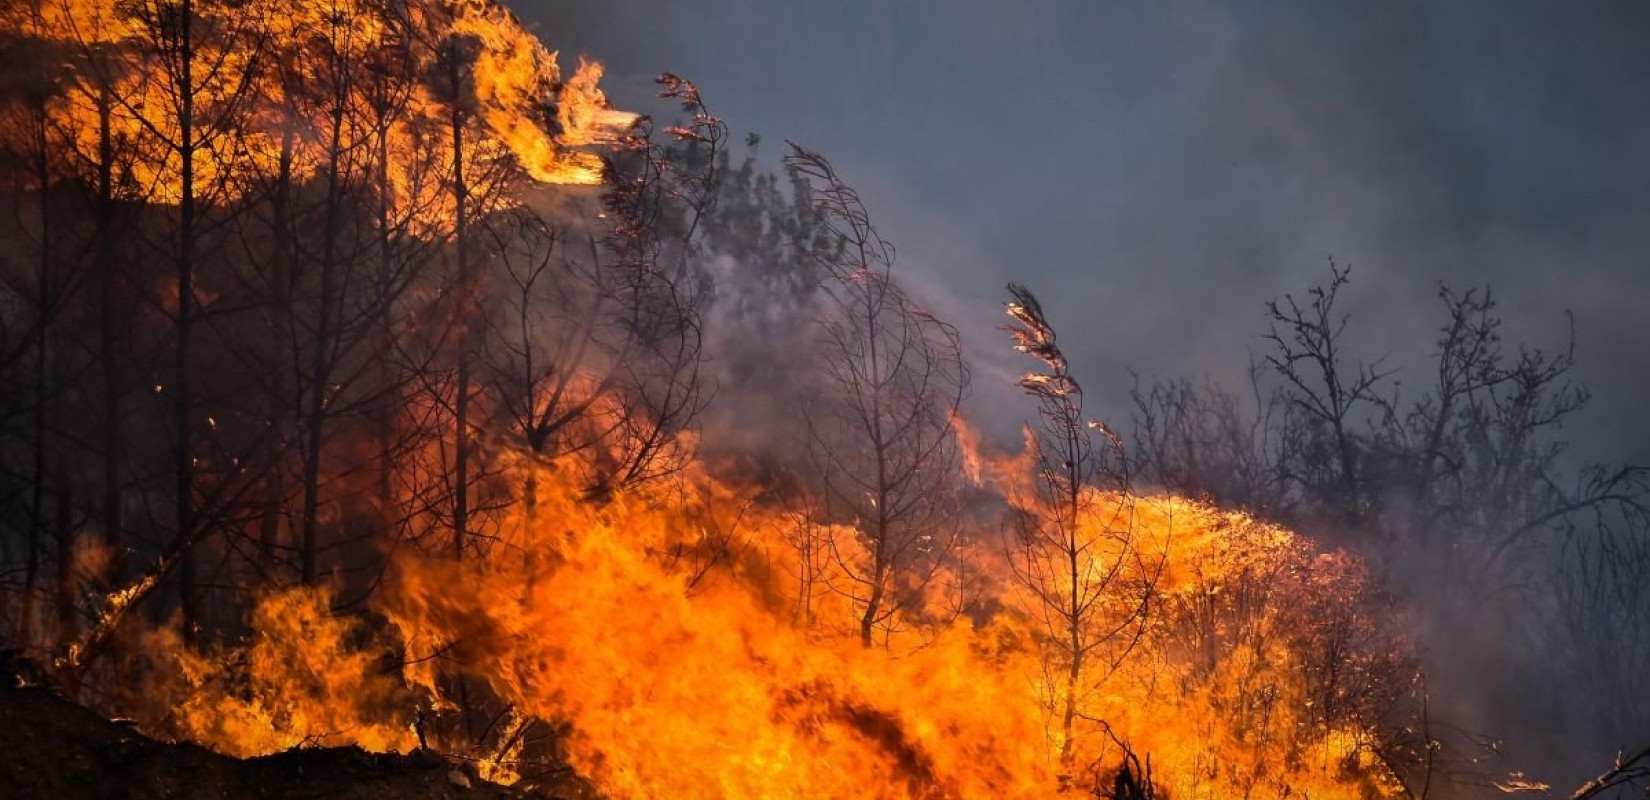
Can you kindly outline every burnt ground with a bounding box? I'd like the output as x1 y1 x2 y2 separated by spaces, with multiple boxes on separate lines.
0 680 527 800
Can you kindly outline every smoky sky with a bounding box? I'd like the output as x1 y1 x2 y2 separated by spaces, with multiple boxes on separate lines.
524 0 1650 464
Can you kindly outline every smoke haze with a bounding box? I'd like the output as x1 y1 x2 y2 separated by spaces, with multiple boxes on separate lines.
529 0 1650 463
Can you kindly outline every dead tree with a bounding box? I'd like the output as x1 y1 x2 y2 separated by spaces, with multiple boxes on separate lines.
57 1 153 593
584 74 724 496
251 0 431 586
1263 261 1390 527
1130 365 1290 512
399 21 516 566
46 0 292 681
785 143 969 648
1130 265 1649 791
1001 283 1159 776
1551 475 1650 752
436 30 479 564
114 0 269 633
0 1 79 653
482 74 725 504
1099 748 1156 800
1366 284 1644 603
361 24 439 540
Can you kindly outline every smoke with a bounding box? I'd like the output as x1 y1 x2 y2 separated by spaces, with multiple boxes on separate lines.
526 0 1650 460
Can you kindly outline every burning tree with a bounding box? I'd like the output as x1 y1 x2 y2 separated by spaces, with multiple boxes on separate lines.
0 0 644 677
784 144 969 648
481 74 727 511
581 74 725 495
116 0 271 637
245 0 440 587
1000 283 1162 783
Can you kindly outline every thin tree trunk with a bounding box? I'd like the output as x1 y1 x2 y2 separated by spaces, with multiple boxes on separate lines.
95 77 125 588
300 111 347 585
858 281 886 649
443 49 475 747
260 129 297 573
449 74 470 565
373 131 397 527
52 446 76 651
1060 429 1083 772
175 0 200 637
20 107 52 650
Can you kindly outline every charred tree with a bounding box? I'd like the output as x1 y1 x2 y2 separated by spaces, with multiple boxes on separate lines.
785 143 969 648
1001 283 1160 779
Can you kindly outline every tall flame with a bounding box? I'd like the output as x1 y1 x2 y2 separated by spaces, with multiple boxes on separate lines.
124 436 1410 800
14 0 630 210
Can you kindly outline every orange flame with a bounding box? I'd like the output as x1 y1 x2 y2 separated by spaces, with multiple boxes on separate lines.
117 431 1410 800
17 0 629 210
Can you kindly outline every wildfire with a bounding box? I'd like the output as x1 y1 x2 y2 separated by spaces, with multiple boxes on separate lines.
17 0 629 210
120 437 1410 800
2 1 1419 799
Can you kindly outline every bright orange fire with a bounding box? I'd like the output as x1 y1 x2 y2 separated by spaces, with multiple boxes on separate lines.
21 0 628 208
122 436 1410 800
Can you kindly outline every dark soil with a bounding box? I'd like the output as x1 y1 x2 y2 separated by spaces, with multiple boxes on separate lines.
0 677 525 800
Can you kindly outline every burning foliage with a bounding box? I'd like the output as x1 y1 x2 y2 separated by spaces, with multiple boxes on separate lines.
107 450 1416 800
